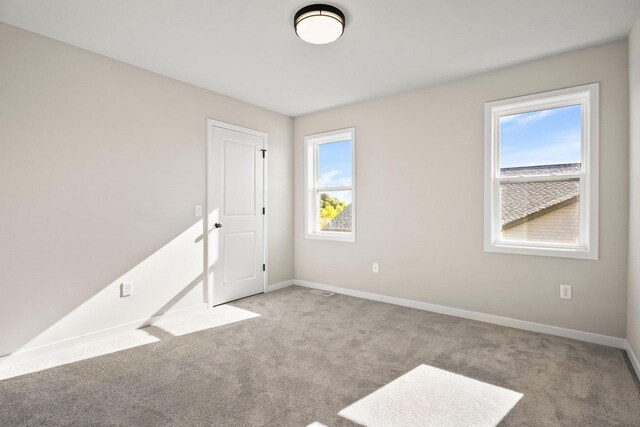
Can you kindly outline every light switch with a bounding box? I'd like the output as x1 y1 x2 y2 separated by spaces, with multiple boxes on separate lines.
195 204 203 217
120 281 132 297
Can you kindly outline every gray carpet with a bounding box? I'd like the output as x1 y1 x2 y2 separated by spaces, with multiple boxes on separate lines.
1 285 639 426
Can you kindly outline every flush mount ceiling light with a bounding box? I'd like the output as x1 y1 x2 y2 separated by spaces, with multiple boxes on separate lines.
294 4 345 45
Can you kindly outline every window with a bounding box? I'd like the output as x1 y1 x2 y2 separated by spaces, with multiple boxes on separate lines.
304 128 356 241
484 84 598 259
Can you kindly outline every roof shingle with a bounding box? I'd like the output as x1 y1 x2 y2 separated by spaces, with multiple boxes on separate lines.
500 163 580 228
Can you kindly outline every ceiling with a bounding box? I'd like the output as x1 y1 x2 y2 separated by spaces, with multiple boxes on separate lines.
1 0 639 117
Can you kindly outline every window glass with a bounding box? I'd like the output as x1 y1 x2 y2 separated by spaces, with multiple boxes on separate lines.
319 190 352 232
498 105 582 245
318 140 352 187
499 104 581 173
500 181 580 245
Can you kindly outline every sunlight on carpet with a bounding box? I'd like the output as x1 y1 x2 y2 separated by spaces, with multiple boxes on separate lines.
0 330 159 380
338 364 522 427
0 305 260 381
151 304 260 336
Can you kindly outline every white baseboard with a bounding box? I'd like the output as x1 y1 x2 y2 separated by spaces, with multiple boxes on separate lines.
294 279 626 349
0 303 208 369
3 280 628 371
265 279 295 293
625 340 640 380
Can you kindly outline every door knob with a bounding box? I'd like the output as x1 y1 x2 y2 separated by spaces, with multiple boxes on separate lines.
214 222 222 228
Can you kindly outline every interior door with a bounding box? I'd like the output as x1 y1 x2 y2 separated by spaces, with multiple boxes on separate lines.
208 123 265 306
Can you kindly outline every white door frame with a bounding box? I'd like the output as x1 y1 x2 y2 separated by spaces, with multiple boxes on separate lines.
205 119 268 308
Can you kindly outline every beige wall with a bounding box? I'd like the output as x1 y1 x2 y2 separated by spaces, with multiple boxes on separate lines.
294 40 629 338
629 21 640 359
0 23 293 357
0 19 633 359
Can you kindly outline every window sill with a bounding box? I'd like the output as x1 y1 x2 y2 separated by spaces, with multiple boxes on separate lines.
484 242 597 260
305 232 355 243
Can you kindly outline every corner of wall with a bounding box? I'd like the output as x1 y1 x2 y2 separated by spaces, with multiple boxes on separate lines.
627 19 640 373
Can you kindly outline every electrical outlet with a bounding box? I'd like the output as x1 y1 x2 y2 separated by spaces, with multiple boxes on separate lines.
560 284 572 300
121 281 133 298
372 262 379 274
194 204 203 217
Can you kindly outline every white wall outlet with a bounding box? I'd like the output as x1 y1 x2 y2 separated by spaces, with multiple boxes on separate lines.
121 281 133 298
194 204 203 217
560 284 572 300
372 262 379 274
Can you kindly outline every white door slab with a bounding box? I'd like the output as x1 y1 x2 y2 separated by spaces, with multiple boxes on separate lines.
208 122 265 306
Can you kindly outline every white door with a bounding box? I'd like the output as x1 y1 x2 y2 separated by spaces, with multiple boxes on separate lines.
207 121 265 306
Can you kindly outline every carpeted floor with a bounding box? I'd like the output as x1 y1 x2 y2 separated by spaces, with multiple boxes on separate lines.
1 285 639 426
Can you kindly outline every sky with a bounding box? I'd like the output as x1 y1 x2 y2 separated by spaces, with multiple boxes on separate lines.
500 104 582 169
318 140 352 204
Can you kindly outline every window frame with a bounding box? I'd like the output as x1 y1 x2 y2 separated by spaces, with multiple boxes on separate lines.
304 127 356 242
484 83 599 260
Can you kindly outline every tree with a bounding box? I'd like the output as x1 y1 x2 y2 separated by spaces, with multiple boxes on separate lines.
319 193 347 228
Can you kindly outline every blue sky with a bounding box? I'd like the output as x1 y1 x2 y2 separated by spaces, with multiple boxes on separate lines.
500 104 582 168
318 140 352 203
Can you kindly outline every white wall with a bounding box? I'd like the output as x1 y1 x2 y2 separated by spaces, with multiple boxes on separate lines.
628 21 640 361
294 41 629 338
0 23 294 357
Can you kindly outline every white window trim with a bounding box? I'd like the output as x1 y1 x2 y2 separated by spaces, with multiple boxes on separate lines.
304 127 356 242
484 83 599 260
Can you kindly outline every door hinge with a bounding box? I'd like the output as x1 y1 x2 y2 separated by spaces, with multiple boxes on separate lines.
261 149 267 158
262 207 265 215
263 264 266 272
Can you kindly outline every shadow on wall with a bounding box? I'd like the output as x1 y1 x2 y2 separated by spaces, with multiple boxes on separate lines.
0 218 213 365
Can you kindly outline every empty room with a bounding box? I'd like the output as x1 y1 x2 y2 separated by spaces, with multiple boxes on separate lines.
2 1 640 425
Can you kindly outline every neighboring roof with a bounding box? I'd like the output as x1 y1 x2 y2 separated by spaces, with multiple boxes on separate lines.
501 163 581 177
324 204 352 232
501 163 580 229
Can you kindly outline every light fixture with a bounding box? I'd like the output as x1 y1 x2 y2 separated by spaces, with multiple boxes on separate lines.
294 4 345 45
